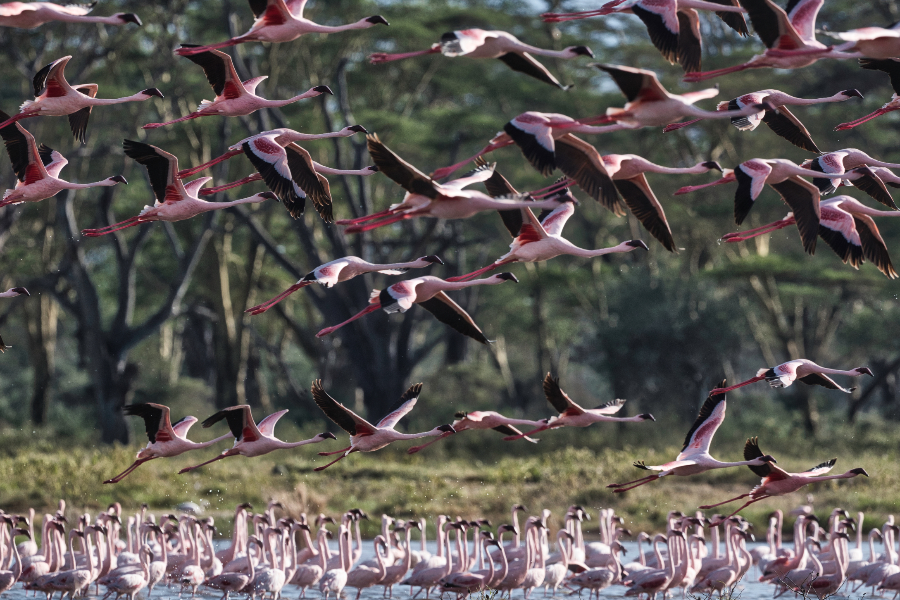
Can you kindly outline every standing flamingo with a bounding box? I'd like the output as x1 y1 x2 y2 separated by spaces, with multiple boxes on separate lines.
407 410 543 454
315 273 519 343
80 141 276 237
0 286 29 353
0 525 29 596
663 88 863 152
143 47 332 128
0 56 163 142
174 0 388 56
369 30 593 89
0 3 141 28
0 112 127 207
504 373 655 441
103 403 233 484
177 405 336 473
541 0 749 73
606 382 777 492
709 360 873 395
700 438 868 519
310 380 456 471
245 255 443 315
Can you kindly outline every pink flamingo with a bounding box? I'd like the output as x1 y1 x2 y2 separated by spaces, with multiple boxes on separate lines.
709 359 874 395
829 24 900 59
0 112 126 207
0 56 163 142
315 273 520 343
80 140 275 237
174 0 388 56
700 438 868 519
720 195 898 279
0 286 28 353
542 0 749 73
103 403 233 484
664 88 863 152
801 148 900 203
178 405 337 473
0 2 142 28
143 46 332 128
836 59 900 131
370 29 593 89
0 523 29 596
504 373 655 441
245 254 444 316
606 382 777 492
407 410 544 454
310 380 456 471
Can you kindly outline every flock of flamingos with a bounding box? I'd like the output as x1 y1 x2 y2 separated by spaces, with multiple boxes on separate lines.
0 0 896 597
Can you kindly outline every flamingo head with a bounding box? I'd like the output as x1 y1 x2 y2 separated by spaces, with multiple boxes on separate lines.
254 192 278 202
759 454 778 464
343 124 368 135
317 431 337 440
365 15 390 26
564 46 595 58
498 524 518 536
494 272 519 283
436 424 456 433
109 175 128 184
366 165 379 172
141 88 165 98
850 467 869 476
416 255 444 265
312 85 334 96
625 240 649 250
512 504 527 513
637 413 655 421
841 89 864 99
855 367 874 376
115 13 142 25
702 161 723 172
13 528 31 539
8 287 29 296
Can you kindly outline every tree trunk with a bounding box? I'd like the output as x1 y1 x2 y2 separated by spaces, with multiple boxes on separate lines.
25 293 57 425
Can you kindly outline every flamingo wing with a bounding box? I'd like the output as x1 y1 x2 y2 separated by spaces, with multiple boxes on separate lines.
676 9 702 74
310 379 377 436
68 84 98 144
123 403 175 444
703 0 750 35
802 457 837 477
613 173 676 252
285 0 308 17
179 46 244 99
503 113 557 177
376 383 424 429
50 2 96 16
592 398 626 415
847 167 897 210
242 135 305 216
680 382 727 455
32 56 75 98
785 0 822 42
797 372 854 392
743 436 776 477
859 58 900 95
37 143 67 179
733 160 773 225
538 200 576 237
554 134 623 215
496 52 567 89
515 203 550 244
285 143 332 222
247 0 291 26
255 409 289 437
482 167 528 238
542 372 582 415
631 1 679 65
594 64 670 103
854 214 898 278
367 134 438 199
0 110 48 184
441 158 495 191
417 292 491 344
171 415 199 438
440 30 487 56
760 106 819 153
182 176 213 197
123 140 187 203
202 405 261 443
769 176 821 255
739 0 804 50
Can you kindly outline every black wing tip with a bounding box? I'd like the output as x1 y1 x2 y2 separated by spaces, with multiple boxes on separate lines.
400 382 424 402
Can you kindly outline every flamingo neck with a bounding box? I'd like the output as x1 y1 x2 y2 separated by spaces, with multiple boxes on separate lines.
563 241 632 258
63 179 120 190
303 19 373 34
210 195 270 210
311 163 373 176
86 92 152 106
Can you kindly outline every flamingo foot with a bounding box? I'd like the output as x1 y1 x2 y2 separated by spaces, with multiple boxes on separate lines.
369 47 441 64
175 39 241 56
335 207 397 226
246 282 311 315
81 217 143 237
683 63 750 82
834 107 896 130
343 213 409 234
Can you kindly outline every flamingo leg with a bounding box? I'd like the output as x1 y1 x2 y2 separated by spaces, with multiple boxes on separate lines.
835 107 898 131
503 423 549 441
698 493 751 509
103 458 151 484
81 217 145 237
430 141 510 180
316 303 382 338
313 452 350 471
683 63 751 83
0 111 38 130
344 213 411 234
142 114 202 129
175 38 242 56
0 197 24 209
718 495 770 519
721 219 793 241
335 207 399 226
199 174 262 196
709 376 765 394
177 150 244 178
541 9 613 22
318 445 352 456
663 119 703 133
369 47 441 63
445 260 513 283
178 452 234 474
246 282 311 315
610 475 662 493
407 431 453 454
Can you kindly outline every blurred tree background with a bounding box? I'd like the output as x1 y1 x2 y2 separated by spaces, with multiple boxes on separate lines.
0 0 899 489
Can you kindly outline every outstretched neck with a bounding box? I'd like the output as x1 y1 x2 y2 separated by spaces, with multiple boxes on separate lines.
63 179 119 190
644 162 712 175
264 90 320 107
816 367 864 377
311 163 374 176
213 195 269 210
565 241 633 258
87 92 151 106
278 436 328 449
391 428 446 441
434 277 505 292
192 433 233 449
303 19 372 33
512 43 573 59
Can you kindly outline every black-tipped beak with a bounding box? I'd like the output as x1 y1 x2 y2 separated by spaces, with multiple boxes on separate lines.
858 367 874 376
142 88 164 98
626 240 649 250
639 413 655 421
437 424 456 433
496 272 519 282
259 192 278 200
320 431 337 440
842 89 864 99
11 287 29 296
851 468 869 476
110 175 127 184
366 165 379 172
421 255 444 265
367 15 389 25
313 85 334 95
572 45 594 57
347 124 368 133
120 13 142 25
762 455 777 464
702 161 723 172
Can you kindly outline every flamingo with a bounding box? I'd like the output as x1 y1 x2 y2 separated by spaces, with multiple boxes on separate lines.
407 410 543 454
829 24 900 59
177 405 336 473
568 542 624 598
0 286 29 353
0 112 126 207
675 158 824 254
541 0 749 73
709 359 874 395
345 536 388 599
0 2 141 28
380 523 418 597
103 403 233 484
700 438 868 519
143 47 333 128
0 56 163 143
101 546 152 600
801 148 900 205
80 140 276 237
0 524 29 596
245 255 444 315
314 273 520 343
292 528 330 597
504 373 655 441
319 525 351 600
663 88 863 152
174 0 388 56
684 0 861 82
310 380 456 471
720 195 898 279
369 29 593 89
204 537 262 600
336 136 570 233
606 382 777 492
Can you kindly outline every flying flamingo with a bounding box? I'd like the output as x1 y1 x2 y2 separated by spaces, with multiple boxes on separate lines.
178 405 337 473
720 195 898 279
0 113 127 207
0 56 163 143
836 59 900 131
606 382 777 492
674 158 824 254
541 0 749 73
173 0 388 56
801 148 900 203
310 380 456 471
683 0 860 82
407 411 544 454
829 24 900 59
709 359 874 395
336 136 571 234
700 437 868 519
0 287 28 353
0 2 141 27
445 176 647 282
103 403 233 484
663 88 863 152
504 373 655 441
245 255 444 315
315 273 520 343
369 29 593 89
80 140 276 237
143 46 333 128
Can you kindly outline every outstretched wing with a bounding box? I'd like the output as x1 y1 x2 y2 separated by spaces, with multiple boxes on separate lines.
123 403 174 444
797 372 854 393
38 144 68 179
769 176 821 255
679 382 726 456
123 140 186 203
202 405 260 443
256 409 289 437
285 143 332 222
310 379 376 436
367 134 438 199
418 292 490 344
496 52 567 90
0 109 48 183
613 174 675 252
593 64 670 103
377 383 424 429
743 436 774 477
179 46 244 99
554 134 623 215
68 84 98 144
542 372 581 415
803 458 837 477
761 106 819 153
